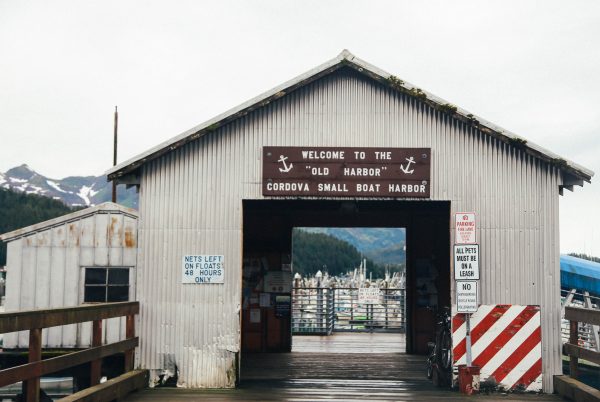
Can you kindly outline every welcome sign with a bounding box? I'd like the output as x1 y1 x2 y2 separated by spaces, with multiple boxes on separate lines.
262 146 431 198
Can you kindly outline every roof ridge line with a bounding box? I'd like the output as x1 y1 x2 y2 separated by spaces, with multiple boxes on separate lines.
106 50 593 183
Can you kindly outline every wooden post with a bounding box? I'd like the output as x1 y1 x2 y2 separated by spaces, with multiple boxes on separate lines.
24 328 42 402
569 319 578 379
90 319 102 385
112 106 118 203
124 314 135 372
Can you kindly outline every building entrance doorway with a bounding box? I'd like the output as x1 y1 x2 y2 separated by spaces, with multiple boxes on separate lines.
290 226 406 338
240 199 450 382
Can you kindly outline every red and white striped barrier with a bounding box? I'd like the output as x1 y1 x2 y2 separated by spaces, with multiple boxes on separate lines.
452 305 542 392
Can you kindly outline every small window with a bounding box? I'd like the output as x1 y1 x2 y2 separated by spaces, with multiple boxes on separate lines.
84 267 130 303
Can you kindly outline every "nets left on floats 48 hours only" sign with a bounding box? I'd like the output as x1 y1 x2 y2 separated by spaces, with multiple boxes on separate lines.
263 146 431 198
182 255 224 284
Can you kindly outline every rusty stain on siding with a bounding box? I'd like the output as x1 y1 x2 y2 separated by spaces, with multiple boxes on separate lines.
37 231 49 247
57 228 65 246
108 216 116 246
2 203 138 350
125 229 136 248
69 223 80 247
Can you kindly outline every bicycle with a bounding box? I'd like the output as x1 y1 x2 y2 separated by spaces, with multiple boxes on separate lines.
426 306 452 386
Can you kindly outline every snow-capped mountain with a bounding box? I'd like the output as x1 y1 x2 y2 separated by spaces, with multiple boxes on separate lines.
0 164 138 208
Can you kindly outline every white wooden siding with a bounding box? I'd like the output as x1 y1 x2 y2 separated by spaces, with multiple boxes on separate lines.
3 205 138 349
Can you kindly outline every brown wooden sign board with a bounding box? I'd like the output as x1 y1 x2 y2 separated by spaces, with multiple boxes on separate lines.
262 147 431 197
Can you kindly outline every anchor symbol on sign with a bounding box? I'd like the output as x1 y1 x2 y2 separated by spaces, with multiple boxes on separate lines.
278 155 293 173
400 157 415 174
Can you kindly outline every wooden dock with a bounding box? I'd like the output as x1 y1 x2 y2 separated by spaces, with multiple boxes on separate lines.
126 333 561 401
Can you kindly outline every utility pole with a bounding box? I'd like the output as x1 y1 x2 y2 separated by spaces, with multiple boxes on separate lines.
112 106 118 203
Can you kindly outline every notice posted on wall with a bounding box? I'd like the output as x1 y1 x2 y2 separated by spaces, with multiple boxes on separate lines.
454 244 479 280
455 212 476 244
358 287 380 305
182 255 224 284
456 280 478 313
264 271 292 293
250 309 261 323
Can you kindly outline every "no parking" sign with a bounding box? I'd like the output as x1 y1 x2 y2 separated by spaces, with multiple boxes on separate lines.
455 212 476 244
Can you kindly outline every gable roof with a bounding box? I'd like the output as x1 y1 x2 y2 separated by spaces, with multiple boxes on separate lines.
106 50 593 190
0 202 138 242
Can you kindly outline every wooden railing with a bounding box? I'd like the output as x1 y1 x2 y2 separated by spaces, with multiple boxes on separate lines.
564 305 600 379
0 301 139 402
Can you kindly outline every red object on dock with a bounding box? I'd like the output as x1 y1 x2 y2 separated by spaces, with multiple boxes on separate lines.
458 365 480 395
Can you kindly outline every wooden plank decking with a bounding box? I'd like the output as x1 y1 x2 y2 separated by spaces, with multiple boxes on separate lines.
126 333 561 401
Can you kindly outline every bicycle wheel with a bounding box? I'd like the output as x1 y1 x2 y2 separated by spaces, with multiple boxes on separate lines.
439 328 452 371
426 355 434 379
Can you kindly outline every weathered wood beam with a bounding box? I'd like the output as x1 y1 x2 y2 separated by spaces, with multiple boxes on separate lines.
0 338 138 388
583 291 600 352
563 342 600 366
0 302 139 333
563 172 585 187
116 173 140 186
565 306 600 326
554 375 600 401
58 369 148 402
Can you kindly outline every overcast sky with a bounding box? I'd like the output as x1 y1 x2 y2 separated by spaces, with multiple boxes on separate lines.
1 1 599 255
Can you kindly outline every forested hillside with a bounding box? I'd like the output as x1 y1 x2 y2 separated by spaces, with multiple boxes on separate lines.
292 229 387 277
0 188 77 265
302 227 405 266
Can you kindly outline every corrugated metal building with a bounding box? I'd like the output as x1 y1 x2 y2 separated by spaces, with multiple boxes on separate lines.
0 202 138 348
106 50 593 392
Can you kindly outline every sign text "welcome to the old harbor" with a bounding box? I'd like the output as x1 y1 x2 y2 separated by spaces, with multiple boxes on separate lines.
262 146 431 197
